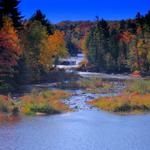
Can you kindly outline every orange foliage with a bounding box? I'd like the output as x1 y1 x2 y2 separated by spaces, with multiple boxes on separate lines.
39 30 67 69
20 90 72 114
120 31 134 44
48 30 67 57
89 93 150 114
0 17 21 77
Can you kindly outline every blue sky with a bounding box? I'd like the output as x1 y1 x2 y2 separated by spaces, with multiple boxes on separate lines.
19 0 150 23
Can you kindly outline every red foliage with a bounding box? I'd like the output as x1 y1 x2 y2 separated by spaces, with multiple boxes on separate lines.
119 31 134 44
132 71 141 78
0 17 21 78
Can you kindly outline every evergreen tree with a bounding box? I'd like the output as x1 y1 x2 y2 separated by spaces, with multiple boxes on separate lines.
136 12 144 28
0 0 22 28
119 20 126 32
21 20 49 81
87 18 110 71
31 10 53 34
109 29 120 69
145 11 150 31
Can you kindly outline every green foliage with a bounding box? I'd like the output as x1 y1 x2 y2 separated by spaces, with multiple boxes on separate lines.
87 19 110 71
0 95 19 115
78 78 112 93
30 105 59 115
128 30 150 72
20 89 71 115
21 20 48 81
89 92 150 114
31 9 54 34
42 90 53 98
57 77 112 93
127 79 150 95
89 79 150 114
82 11 150 73
57 21 94 56
0 0 22 28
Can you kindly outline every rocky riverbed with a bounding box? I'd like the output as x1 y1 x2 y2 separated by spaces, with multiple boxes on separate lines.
62 80 126 111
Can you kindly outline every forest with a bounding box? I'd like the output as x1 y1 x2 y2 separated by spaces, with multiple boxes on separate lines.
0 0 150 92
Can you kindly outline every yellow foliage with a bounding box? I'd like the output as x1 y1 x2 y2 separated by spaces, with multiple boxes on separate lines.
39 30 68 69
89 93 150 114
80 32 89 55
20 90 72 115
0 16 21 55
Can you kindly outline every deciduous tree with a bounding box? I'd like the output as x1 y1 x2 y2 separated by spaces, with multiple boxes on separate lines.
0 17 21 87
39 30 68 69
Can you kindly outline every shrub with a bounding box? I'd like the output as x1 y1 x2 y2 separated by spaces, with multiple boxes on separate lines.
89 93 150 114
30 105 60 114
127 79 150 95
20 89 71 115
42 90 53 98
0 95 19 115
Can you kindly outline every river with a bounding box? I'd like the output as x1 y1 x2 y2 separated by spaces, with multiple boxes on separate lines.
0 111 150 150
0 54 150 150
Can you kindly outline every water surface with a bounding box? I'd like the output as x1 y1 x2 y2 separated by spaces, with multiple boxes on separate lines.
0 110 150 150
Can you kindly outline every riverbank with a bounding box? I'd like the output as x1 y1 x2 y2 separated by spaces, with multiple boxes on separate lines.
0 90 72 120
88 79 150 115
59 78 125 110
1 72 150 123
0 76 125 121
0 69 80 94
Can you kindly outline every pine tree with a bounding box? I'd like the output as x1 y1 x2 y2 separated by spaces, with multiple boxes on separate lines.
0 0 22 28
21 20 49 81
145 11 150 31
31 10 53 34
87 18 110 71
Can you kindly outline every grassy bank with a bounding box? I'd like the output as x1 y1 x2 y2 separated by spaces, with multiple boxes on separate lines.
88 79 150 114
0 89 71 119
57 77 113 93
20 90 72 115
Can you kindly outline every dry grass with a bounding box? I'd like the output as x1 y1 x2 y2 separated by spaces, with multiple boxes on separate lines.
57 77 113 93
88 93 150 114
19 89 72 115
126 79 150 94
88 79 150 114
0 89 72 119
0 95 19 115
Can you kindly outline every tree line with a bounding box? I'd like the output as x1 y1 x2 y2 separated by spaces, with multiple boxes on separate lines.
80 13 150 73
0 0 68 91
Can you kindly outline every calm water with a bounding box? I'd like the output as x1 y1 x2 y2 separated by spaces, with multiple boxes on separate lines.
0 110 150 150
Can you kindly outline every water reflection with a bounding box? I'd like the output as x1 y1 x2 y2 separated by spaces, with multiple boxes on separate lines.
0 110 150 150
0 115 21 126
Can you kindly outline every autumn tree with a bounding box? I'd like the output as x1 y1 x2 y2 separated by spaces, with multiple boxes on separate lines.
21 20 48 81
0 17 21 88
0 0 22 28
129 27 150 72
39 30 68 69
